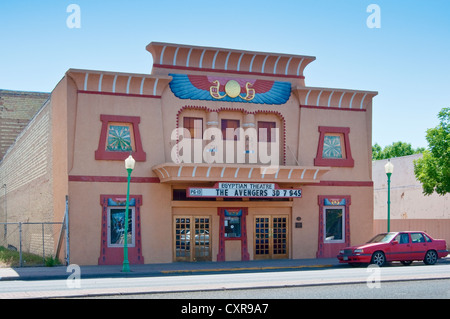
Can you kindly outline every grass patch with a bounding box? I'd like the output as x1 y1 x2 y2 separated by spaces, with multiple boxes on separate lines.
0 246 60 267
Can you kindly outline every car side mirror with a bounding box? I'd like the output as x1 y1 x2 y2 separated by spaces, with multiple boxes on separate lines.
392 240 399 245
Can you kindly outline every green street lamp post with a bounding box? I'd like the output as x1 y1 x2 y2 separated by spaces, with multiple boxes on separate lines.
122 155 135 273
384 159 394 232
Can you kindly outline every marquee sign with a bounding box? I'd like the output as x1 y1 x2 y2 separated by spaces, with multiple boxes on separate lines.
187 183 302 199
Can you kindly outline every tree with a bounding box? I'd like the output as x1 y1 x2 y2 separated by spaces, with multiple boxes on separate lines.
414 107 450 195
372 141 424 160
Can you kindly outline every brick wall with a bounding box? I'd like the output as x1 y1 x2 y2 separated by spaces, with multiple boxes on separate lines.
0 90 50 160
0 100 54 226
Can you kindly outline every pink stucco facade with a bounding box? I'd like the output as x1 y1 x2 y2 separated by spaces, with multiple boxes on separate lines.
0 42 377 265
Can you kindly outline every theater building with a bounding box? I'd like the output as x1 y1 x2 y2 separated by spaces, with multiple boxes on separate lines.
0 42 377 265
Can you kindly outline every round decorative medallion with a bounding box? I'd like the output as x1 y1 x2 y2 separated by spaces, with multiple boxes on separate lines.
224 80 241 98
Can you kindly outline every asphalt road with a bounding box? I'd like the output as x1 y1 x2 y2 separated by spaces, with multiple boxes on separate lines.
100 278 450 299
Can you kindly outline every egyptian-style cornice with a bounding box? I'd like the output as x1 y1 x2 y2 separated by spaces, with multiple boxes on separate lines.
147 42 316 79
294 86 378 110
66 69 172 97
152 162 330 184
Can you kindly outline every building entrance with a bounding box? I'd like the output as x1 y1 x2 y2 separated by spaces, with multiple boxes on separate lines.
254 215 289 259
174 216 211 262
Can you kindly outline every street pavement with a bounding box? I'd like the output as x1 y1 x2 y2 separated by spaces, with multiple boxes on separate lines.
1 256 449 282
0 258 340 281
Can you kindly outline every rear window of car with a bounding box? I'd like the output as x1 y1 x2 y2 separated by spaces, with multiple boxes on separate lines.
411 233 425 243
423 234 432 242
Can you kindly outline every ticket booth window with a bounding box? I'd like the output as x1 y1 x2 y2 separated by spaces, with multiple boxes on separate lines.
217 208 249 261
224 215 241 238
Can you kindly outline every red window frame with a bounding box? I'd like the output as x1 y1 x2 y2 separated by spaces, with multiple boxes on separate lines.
314 126 354 167
95 114 146 161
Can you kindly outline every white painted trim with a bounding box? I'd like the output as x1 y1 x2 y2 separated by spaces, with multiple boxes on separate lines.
296 58 305 76
140 78 146 95
153 78 159 96
159 45 167 64
261 55 270 73
224 51 232 70
84 73 89 91
249 54 257 72
199 49 207 68
173 47 180 66
237 53 245 71
212 50 220 69
284 57 293 75
360 93 368 109
186 48 193 67
126 76 132 94
338 92 345 108
327 90 334 107
112 75 118 93
273 56 281 74
98 74 103 92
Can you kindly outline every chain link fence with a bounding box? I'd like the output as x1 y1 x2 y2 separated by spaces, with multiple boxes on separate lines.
0 221 67 267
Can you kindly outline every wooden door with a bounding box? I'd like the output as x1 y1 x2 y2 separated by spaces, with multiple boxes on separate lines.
254 215 289 259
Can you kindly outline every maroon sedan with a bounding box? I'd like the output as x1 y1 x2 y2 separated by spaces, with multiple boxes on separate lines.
337 231 448 267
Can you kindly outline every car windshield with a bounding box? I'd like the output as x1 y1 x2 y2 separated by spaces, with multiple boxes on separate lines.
366 233 396 243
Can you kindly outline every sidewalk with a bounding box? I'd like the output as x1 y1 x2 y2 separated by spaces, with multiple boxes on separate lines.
0 258 340 281
1 256 449 281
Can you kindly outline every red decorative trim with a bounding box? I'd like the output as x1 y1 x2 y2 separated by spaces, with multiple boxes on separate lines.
95 114 146 161
153 63 305 79
98 195 144 265
69 175 160 183
314 126 354 167
78 90 161 99
175 105 287 166
300 105 366 112
217 208 250 262
317 195 351 258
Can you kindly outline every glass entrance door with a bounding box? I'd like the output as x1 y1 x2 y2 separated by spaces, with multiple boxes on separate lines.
174 216 211 262
254 215 289 259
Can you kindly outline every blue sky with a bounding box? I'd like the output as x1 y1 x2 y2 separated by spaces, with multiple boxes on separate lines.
1 0 449 149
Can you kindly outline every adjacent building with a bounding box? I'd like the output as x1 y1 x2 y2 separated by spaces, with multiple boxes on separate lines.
373 155 450 244
0 42 377 265
0 90 50 159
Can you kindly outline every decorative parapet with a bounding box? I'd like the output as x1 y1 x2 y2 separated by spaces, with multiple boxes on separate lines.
147 42 316 79
66 69 172 98
294 87 378 110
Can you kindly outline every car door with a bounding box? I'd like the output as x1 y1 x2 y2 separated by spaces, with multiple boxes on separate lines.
410 232 427 260
389 233 412 261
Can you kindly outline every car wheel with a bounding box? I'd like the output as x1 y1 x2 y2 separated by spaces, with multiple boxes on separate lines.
424 250 438 265
400 261 413 266
371 251 386 267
